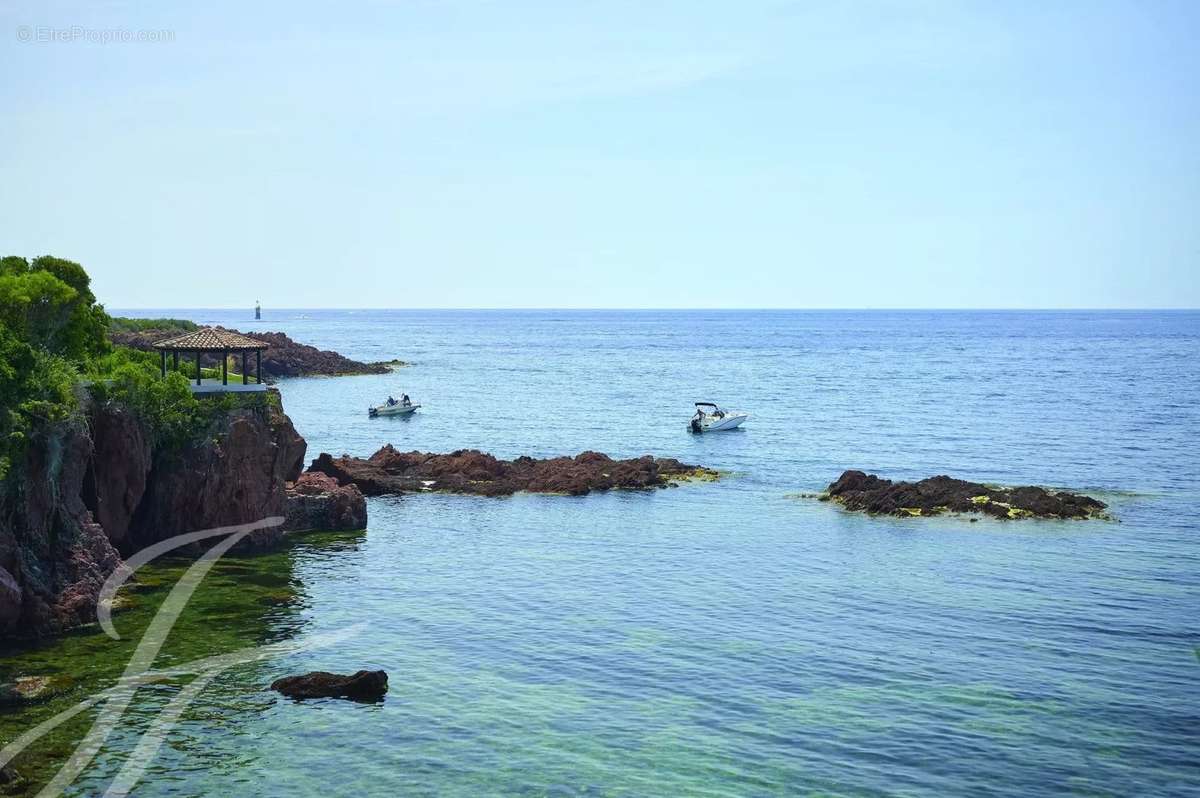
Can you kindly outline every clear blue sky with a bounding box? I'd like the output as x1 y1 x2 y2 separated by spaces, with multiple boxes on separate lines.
2 1 1197 308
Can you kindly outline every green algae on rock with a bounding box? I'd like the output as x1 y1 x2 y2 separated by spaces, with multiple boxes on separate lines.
822 470 1110 520
0 675 74 707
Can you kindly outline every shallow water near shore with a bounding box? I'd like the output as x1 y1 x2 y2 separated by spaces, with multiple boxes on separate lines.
3 310 1199 796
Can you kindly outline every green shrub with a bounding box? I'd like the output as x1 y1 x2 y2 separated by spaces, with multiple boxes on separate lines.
87 348 207 449
90 365 201 449
108 316 198 334
0 326 81 480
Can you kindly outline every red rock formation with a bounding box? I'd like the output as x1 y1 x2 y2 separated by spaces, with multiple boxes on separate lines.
233 330 400 378
824 470 1109 520
310 446 716 497
0 422 122 637
83 405 151 547
2 390 321 640
284 472 367 532
127 397 307 551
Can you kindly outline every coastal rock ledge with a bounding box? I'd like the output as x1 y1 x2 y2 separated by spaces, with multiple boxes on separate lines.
284 472 367 532
823 470 1109 520
309 447 718 497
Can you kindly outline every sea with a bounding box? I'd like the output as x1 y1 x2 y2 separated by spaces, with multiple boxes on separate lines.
2 309 1198 796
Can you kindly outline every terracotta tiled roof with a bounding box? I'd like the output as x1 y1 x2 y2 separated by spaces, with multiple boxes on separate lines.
153 326 268 351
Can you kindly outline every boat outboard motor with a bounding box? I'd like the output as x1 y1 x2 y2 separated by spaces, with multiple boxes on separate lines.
690 415 703 434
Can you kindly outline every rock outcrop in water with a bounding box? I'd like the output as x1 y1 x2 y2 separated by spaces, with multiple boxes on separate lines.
823 470 1109 520
234 329 403 379
284 472 367 532
109 326 402 380
309 447 718 497
270 670 388 701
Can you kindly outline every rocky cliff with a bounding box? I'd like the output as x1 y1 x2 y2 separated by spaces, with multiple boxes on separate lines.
122 398 308 552
0 390 364 640
0 421 122 636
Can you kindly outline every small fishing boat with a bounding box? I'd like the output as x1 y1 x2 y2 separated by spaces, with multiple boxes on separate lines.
689 402 748 433
368 394 420 417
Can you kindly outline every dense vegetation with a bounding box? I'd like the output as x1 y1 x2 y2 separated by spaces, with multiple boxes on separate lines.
0 255 259 480
107 316 197 334
1 255 110 479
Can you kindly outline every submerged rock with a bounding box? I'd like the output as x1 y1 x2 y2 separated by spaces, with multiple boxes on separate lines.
0 764 24 788
270 670 388 701
824 470 1109 520
309 447 718 497
284 472 367 532
0 675 73 707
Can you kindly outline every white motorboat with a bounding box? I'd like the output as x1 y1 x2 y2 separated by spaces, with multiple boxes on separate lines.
689 402 748 433
368 395 419 417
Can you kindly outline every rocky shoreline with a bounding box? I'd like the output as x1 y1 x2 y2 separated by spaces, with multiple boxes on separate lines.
108 325 403 380
1 407 715 638
0 391 366 640
309 446 719 497
822 470 1109 520
284 472 368 532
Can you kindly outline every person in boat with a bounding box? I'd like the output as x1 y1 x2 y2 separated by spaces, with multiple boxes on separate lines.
401 393 410 406
387 396 396 406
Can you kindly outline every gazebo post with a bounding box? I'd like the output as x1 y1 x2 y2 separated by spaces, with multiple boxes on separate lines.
256 350 262 384
222 349 229 385
195 351 202 385
160 349 166 378
173 350 179 371
242 351 248 385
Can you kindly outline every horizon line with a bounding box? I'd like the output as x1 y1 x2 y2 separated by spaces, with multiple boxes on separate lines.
107 306 1200 312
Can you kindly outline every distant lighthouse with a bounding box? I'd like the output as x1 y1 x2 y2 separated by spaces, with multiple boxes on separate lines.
255 300 261 320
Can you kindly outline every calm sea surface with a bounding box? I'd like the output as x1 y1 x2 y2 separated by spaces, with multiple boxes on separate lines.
4 310 1199 796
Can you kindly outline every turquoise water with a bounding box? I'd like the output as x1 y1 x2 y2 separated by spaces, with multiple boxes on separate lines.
9 310 1200 795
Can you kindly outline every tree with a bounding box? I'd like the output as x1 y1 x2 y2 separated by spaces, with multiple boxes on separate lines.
0 256 29 277
0 255 109 362
0 254 111 478
32 255 97 305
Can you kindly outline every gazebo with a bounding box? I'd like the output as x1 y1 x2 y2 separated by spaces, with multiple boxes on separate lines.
153 327 269 392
